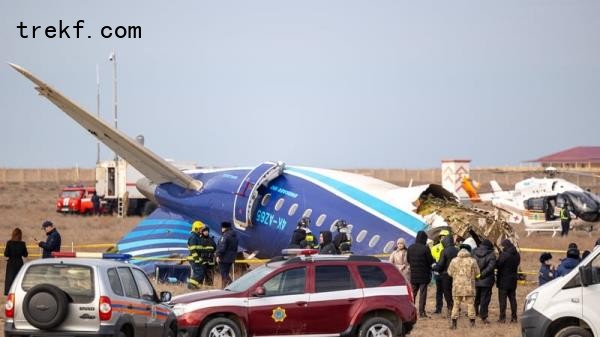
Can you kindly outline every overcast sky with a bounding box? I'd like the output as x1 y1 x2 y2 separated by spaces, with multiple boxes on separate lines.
1 1 599 169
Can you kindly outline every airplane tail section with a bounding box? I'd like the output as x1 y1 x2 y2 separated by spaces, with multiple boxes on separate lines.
116 207 224 274
461 176 481 202
9 63 202 191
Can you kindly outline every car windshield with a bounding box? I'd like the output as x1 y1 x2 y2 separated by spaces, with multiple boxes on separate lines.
22 264 94 303
60 190 82 198
225 264 275 292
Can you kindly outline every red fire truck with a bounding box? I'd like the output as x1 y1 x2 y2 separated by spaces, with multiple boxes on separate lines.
55 185 97 215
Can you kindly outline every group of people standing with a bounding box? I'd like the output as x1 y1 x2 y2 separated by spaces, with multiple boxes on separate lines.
187 220 238 289
389 230 521 328
539 240 599 286
288 217 352 254
4 220 62 295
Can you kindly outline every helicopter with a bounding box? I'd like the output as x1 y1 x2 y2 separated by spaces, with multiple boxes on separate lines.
470 167 600 235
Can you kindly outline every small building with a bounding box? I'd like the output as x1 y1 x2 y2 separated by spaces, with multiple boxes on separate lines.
529 146 600 169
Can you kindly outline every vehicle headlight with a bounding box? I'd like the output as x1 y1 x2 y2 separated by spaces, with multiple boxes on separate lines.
524 292 538 311
172 303 185 316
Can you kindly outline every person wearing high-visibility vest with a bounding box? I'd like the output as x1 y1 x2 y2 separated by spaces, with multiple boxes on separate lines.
198 226 217 286
431 229 449 315
187 220 205 289
560 203 571 237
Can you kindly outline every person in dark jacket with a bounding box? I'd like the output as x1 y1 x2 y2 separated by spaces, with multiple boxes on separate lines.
319 231 338 254
538 252 555 285
496 239 520 323
560 203 571 236
289 218 308 248
187 221 205 289
556 248 580 277
216 222 238 288
332 219 352 254
198 226 217 286
407 230 434 317
473 239 496 323
582 250 591 260
434 235 459 317
4 228 28 295
91 191 101 215
35 221 61 258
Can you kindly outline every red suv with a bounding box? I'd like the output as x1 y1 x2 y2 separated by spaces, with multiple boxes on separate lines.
171 251 416 337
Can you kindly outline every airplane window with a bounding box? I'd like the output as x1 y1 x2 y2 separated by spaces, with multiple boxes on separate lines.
275 198 285 211
316 214 327 227
369 235 380 248
261 194 271 207
288 203 298 216
356 230 368 243
302 209 312 218
383 241 395 253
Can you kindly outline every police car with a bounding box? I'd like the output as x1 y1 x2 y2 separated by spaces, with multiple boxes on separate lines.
4 252 177 337
172 249 417 337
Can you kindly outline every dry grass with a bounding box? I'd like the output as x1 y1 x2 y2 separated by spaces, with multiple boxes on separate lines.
1 182 598 337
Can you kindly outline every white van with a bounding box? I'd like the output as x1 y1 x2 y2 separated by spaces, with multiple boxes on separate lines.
521 246 600 337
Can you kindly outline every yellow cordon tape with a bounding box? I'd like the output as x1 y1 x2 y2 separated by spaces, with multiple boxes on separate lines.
0 243 568 264
519 247 566 254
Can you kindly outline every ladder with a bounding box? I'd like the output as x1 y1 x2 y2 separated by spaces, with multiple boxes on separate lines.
117 191 129 218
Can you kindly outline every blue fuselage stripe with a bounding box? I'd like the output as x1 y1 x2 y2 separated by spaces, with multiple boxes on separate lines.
118 239 188 251
286 167 425 233
121 229 190 241
138 219 191 227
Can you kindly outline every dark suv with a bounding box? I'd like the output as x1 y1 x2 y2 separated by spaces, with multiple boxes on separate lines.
4 257 177 337
172 252 416 337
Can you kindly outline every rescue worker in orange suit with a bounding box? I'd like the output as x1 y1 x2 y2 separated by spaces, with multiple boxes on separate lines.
216 221 238 288
198 225 217 286
187 220 205 289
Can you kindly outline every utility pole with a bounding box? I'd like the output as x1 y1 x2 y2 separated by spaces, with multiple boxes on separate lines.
96 64 100 163
109 49 118 161
109 49 124 217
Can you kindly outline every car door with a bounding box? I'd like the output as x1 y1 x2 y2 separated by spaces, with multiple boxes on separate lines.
305 264 363 334
132 268 165 337
582 253 600 334
116 267 147 337
248 266 309 335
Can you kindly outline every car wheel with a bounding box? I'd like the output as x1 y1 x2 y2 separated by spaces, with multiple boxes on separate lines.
201 317 241 337
358 317 396 337
555 326 593 337
22 284 69 330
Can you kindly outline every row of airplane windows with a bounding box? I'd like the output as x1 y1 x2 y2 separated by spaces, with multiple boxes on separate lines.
261 193 397 253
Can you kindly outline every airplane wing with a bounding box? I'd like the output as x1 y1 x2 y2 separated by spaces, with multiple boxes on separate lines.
10 63 202 191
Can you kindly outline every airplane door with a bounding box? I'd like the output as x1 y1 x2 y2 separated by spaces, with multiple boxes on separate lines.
107 167 115 197
233 162 284 230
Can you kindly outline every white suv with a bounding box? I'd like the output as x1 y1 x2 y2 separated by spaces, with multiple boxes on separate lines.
4 257 177 337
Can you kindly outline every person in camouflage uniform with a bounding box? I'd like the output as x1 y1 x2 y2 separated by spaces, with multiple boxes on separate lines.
447 245 480 329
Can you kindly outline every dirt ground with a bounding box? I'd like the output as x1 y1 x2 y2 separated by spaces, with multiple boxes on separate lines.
1 181 598 337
